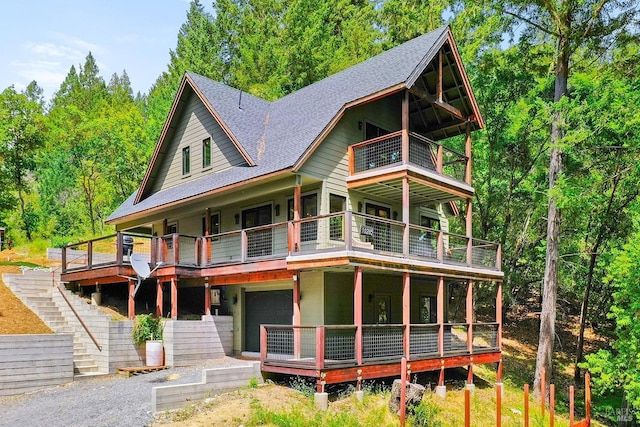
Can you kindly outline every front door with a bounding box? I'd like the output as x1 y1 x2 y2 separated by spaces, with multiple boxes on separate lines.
245 290 293 352
242 204 272 257
365 203 392 251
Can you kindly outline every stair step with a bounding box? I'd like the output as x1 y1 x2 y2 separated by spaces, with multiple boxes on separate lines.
74 365 100 374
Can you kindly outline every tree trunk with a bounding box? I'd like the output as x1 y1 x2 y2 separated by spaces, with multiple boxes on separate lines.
533 31 569 401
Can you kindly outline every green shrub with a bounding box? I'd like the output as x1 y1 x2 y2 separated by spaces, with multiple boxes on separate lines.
409 399 441 427
132 314 163 345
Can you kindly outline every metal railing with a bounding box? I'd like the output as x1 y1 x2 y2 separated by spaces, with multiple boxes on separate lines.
349 131 469 184
262 322 499 368
62 216 501 273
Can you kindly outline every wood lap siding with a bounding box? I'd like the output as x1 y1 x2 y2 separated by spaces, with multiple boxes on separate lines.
300 97 401 209
151 93 247 194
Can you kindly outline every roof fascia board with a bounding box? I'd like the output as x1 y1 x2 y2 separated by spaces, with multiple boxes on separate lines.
106 168 293 225
135 76 190 204
292 83 406 172
185 73 257 167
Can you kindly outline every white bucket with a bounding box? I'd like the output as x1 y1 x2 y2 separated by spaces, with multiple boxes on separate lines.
145 340 163 366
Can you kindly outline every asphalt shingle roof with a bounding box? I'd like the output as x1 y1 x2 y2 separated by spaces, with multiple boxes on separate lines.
107 26 449 223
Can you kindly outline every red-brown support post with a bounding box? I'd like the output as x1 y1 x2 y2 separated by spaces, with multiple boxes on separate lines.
400 356 407 427
437 230 444 262
585 372 591 424
467 365 474 385
465 388 471 427
87 240 93 269
436 145 443 174
128 279 135 320
293 273 301 359
402 90 409 165
402 272 410 358
293 181 301 252
497 359 503 382
171 276 178 320
344 210 353 251
240 230 247 262
496 281 503 350
569 385 575 427
150 236 158 266
204 279 211 316
437 276 445 356
156 279 163 317
402 177 410 256
550 384 555 427
354 266 363 365
437 50 443 102
496 382 502 427
466 200 472 267
316 326 325 370
260 325 267 364
61 245 67 273
439 366 445 386
465 122 472 186
116 233 124 266
524 384 530 427
541 367 546 417
466 280 474 354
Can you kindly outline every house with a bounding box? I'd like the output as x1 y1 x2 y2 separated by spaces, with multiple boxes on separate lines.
61 25 503 391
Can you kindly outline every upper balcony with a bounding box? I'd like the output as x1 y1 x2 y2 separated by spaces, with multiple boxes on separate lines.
347 131 473 203
61 211 501 283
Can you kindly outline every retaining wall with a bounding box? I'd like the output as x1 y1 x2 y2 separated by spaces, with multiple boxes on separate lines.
0 334 74 396
152 362 262 412
163 316 233 366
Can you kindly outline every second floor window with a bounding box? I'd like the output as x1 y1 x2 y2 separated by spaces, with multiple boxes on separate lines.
182 146 190 175
202 137 211 168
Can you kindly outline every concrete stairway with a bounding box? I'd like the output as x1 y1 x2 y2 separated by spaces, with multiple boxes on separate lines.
2 269 102 377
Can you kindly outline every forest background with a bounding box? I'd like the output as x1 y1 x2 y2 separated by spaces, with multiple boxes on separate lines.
1 0 639 412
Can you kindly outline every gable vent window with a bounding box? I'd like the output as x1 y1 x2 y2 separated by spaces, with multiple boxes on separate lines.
202 137 211 168
182 146 191 175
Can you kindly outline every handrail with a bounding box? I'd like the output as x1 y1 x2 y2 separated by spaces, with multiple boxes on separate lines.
52 272 102 352
350 130 403 150
409 132 467 160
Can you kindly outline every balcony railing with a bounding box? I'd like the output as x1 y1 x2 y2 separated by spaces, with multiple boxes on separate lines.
261 322 499 369
349 131 469 184
62 212 501 273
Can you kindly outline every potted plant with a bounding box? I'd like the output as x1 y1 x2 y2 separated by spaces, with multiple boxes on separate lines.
132 314 164 367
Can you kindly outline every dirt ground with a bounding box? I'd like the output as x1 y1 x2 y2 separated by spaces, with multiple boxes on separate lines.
0 249 54 334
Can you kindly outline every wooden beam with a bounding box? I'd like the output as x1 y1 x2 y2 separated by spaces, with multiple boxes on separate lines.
204 279 211 316
437 277 444 356
402 177 410 256
465 123 472 185
467 280 473 354
403 272 410 358
171 276 178 320
293 274 301 359
409 86 466 122
128 279 135 320
156 279 163 317
211 269 294 285
402 91 409 165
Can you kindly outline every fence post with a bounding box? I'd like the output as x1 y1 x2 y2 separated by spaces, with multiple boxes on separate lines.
569 385 575 427
524 384 529 427
400 356 407 427
585 372 591 424
316 327 325 369
496 382 502 427
541 367 546 417
465 388 471 427
550 384 555 427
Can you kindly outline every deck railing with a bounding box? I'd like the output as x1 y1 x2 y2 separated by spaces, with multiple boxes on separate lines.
261 322 499 369
62 214 501 273
349 131 469 184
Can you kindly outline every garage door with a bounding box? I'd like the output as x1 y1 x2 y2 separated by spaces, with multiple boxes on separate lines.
245 290 293 352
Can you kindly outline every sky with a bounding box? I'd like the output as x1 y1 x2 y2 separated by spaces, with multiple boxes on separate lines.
0 0 199 101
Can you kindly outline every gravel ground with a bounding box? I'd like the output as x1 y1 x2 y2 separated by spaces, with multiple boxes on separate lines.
0 357 252 427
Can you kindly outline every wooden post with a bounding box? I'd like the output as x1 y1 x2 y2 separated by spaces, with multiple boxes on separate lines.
437 276 444 356
496 281 503 350
354 266 363 365
293 274 301 359
437 50 443 102
465 388 471 427
204 280 211 316
402 177 410 256
437 230 444 262
436 145 443 174
400 356 407 427
171 276 178 320
293 182 301 252
541 367 546 417
87 240 93 269
585 372 591 424
402 272 410 358
466 280 473 354
402 90 409 165
550 384 555 427
150 236 157 266
260 325 267 364
116 232 124 266
569 385 575 427
128 279 135 320
61 245 67 273
497 359 503 382
316 327 325 369
241 230 247 262
344 210 353 251
524 384 530 427
465 122 472 186
466 199 473 266
496 382 502 427
172 234 180 265
156 279 163 317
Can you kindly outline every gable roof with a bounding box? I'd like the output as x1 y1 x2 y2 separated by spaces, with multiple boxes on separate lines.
107 25 482 224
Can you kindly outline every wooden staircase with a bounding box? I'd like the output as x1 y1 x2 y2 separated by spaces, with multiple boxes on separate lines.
2 269 102 377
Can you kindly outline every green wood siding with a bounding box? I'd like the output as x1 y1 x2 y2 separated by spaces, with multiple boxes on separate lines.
150 92 247 194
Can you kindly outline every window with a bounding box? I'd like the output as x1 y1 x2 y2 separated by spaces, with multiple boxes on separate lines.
166 223 178 234
329 194 346 241
202 212 220 236
364 122 390 140
182 146 190 175
242 204 273 257
202 137 211 168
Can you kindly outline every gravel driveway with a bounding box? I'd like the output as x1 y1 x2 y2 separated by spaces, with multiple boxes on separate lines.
0 357 251 427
